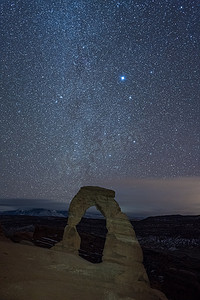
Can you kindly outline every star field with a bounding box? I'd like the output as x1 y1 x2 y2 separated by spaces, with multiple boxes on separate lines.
0 0 199 204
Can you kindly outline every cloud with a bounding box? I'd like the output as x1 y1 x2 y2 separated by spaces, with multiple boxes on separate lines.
0 177 199 216
98 177 200 216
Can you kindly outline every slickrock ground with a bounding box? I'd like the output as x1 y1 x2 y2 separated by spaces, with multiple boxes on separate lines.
0 240 165 300
1 215 200 300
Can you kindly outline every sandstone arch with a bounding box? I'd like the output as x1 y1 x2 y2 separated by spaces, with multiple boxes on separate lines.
53 186 168 300
55 187 146 276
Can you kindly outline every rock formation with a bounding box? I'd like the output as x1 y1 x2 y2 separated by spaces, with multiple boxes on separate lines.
54 186 168 300
0 223 7 241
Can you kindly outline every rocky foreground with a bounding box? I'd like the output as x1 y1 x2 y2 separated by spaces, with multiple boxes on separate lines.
0 214 200 300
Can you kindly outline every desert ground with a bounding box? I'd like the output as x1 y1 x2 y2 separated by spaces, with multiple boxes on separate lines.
0 214 200 300
0 239 165 300
0 239 122 300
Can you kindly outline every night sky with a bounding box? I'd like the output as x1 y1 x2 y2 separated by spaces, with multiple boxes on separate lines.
0 0 199 215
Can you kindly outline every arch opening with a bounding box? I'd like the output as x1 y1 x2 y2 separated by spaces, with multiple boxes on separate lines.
76 206 107 263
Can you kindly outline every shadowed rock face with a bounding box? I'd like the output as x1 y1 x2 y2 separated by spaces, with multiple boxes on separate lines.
53 186 168 300
0 224 7 241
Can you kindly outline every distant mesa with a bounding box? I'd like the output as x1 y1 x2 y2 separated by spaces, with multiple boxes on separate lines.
53 186 168 300
0 208 68 218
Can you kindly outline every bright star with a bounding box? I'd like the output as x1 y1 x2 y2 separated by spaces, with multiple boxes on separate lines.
121 76 125 81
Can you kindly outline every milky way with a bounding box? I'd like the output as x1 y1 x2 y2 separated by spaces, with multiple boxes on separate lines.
0 0 199 204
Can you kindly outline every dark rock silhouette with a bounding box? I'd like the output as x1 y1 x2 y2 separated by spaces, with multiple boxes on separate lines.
0 223 7 241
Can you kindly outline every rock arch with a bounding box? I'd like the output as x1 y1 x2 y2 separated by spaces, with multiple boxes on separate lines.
55 187 145 271
53 186 168 299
